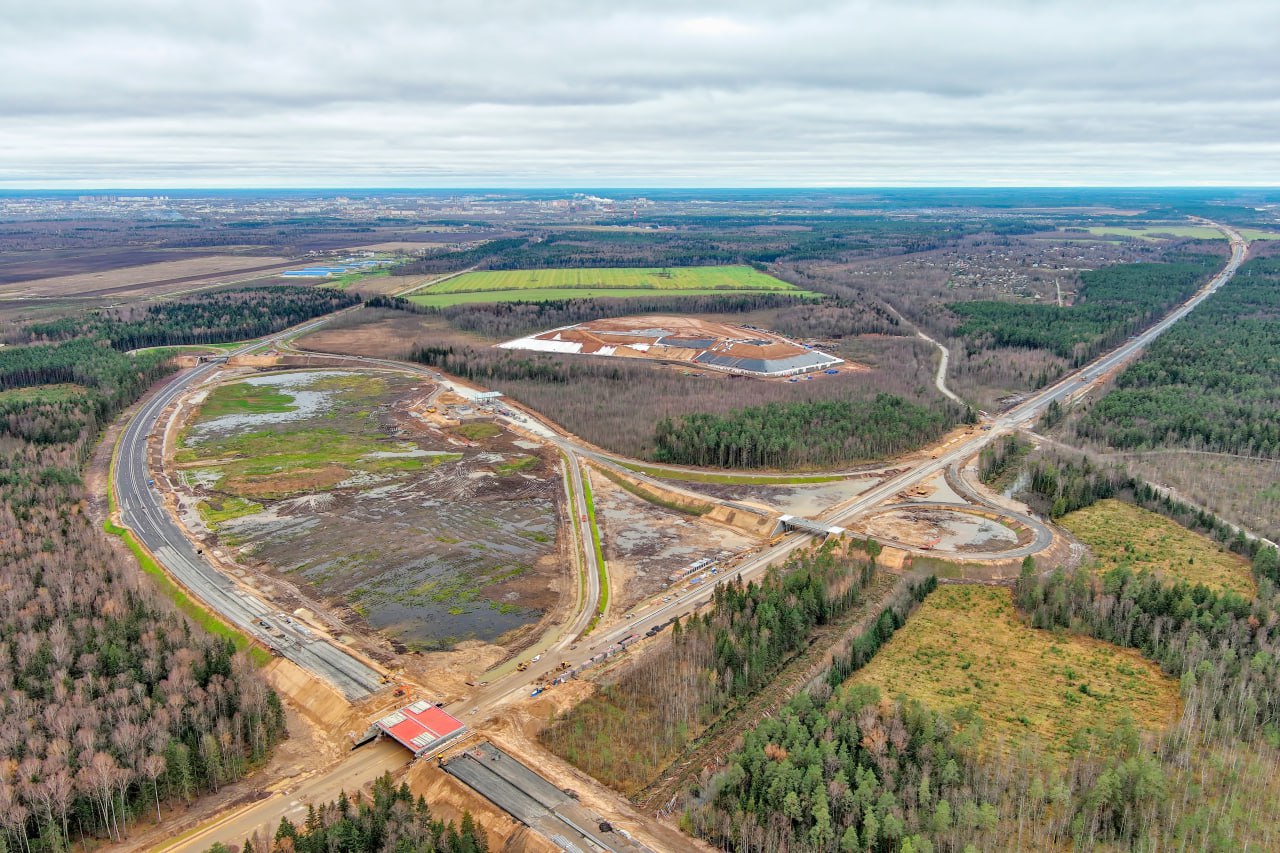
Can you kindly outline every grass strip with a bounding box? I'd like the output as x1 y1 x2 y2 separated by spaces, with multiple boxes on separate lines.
616 460 842 485
596 466 711 516
581 469 609 615
563 460 586 608
103 518 270 666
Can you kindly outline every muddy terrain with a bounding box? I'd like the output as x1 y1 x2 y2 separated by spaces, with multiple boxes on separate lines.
677 475 888 517
590 473 753 611
174 369 567 650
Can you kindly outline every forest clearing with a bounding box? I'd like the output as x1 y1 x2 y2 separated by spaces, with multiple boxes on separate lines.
1060 498 1256 596
848 584 1180 755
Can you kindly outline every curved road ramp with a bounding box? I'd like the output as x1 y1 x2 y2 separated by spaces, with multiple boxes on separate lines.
116 361 386 700
443 742 651 853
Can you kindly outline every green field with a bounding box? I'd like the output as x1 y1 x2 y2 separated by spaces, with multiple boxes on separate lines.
197 382 297 418
0 383 87 404
1078 225 1225 241
407 265 813 306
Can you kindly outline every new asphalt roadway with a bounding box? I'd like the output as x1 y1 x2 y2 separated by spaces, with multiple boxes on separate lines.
114 318 386 701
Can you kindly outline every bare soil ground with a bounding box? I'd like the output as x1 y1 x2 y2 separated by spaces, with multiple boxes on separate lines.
503 313 854 375
858 507 1022 553
0 253 291 298
298 310 492 359
400 641 508 706
591 473 754 611
171 369 570 653
687 475 884 516
0 246 216 285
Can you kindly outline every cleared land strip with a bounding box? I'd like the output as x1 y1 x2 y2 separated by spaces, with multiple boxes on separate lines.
632 570 908 813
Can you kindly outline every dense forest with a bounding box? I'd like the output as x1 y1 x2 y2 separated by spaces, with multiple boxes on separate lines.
22 287 360 351
542 543 878 792
653 395 966 469
949 258 1217 366
0 286 367 849
1075 256 1280 458
217 774 488 853
408 336 952 462
0 357 288 849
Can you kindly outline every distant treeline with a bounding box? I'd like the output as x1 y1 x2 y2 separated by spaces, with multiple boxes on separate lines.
1076 256 1280 458
392 217 1015 278
653 395 967 469
390 237 530 275
950 257 1218 365
370 289 905 342
24 286 359 350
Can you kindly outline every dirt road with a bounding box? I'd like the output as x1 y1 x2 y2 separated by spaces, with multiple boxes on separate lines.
150 740 409 853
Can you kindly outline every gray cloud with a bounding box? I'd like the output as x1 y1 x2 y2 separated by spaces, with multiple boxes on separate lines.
1 0 1277 186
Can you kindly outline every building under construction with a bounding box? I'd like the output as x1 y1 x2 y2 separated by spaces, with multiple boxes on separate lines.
499 315 843 378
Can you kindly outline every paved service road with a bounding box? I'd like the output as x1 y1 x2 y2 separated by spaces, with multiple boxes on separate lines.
114 317 386 700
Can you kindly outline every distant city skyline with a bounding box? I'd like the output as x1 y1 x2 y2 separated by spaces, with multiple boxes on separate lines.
4 1 1277 188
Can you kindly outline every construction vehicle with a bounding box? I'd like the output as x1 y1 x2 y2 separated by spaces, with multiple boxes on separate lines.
920 535 942 551
516 661 529 672
426 406 437 413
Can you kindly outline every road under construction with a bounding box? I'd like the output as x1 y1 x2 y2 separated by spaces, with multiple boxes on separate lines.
127 221 1246 852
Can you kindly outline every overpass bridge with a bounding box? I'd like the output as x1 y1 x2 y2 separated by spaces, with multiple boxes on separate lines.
776 515 847 538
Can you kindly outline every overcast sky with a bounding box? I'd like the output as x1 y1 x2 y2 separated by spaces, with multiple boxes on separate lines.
2 0 1277 187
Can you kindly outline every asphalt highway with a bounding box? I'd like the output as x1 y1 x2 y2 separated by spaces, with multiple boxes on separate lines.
114 316 386 700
